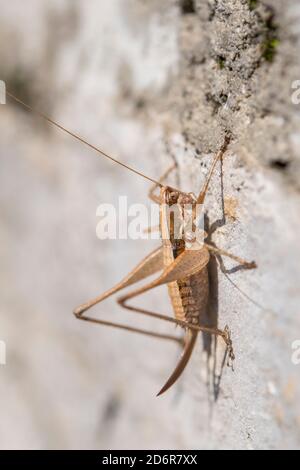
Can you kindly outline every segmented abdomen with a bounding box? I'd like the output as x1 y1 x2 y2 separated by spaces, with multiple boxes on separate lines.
168 268 209 325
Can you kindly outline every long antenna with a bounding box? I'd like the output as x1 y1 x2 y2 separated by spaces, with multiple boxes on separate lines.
6 90 163 187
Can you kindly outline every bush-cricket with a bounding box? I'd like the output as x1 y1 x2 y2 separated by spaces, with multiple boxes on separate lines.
6 91 257 396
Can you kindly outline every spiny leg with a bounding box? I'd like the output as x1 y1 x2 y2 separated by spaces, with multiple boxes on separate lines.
74 244 234 397
75 236 210 318
117 288 234 395
117 295 233 353
73 245 182 345
117 293 235 394
206 243 264 310
74 246 164 316
115 248 235 358
76 313 183 345
74 245 234 355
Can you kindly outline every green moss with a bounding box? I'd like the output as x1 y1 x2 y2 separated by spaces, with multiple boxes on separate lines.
248 0 258 10
217 56 226 69
261 6 279 63
263 37 279 62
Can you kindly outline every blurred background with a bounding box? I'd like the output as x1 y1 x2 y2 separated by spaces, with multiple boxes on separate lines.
1 0 300 450
0 0 187 450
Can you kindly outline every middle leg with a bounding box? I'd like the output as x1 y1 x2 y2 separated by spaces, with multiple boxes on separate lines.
204 242 257 269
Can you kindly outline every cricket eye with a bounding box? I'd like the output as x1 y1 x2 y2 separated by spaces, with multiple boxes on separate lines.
169 192 178 203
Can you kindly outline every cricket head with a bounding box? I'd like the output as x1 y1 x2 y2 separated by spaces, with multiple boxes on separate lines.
160 186 207 249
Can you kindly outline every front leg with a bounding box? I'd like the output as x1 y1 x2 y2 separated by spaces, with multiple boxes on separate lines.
148 163 177 203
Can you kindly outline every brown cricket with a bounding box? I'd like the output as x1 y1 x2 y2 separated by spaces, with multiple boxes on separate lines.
7 91 256 396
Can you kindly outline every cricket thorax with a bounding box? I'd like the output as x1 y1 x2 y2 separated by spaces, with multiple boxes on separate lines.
160 187 198 252
160 187 209 325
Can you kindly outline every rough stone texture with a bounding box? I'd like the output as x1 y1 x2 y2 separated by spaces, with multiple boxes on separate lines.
0 0 300 450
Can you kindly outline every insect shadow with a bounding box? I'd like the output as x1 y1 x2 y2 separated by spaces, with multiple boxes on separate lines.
199 151 254 402
201 217 227 402
201 153 228 402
